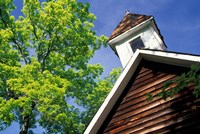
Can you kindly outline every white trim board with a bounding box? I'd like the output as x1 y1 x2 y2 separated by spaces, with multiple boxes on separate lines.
84 49 200 134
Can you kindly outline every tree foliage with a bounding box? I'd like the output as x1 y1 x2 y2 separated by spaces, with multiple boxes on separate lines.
0 0 121 133
147 63 200 101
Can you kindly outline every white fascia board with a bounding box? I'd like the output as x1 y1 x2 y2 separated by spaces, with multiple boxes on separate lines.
84 49 200 134
139 50 200 67
108 17 154 49
84 50 142 134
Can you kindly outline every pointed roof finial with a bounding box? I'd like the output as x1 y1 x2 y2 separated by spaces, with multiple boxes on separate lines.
125 10 130 15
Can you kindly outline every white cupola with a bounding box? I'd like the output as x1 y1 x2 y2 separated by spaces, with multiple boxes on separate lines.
108 12 167 68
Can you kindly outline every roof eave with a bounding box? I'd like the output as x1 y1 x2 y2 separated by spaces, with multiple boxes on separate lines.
139 49 200 67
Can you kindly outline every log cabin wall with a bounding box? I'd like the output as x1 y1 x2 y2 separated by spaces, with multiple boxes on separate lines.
98 60 200 134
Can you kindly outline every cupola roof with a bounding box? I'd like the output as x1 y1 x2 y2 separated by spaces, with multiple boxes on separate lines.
108 13 152 42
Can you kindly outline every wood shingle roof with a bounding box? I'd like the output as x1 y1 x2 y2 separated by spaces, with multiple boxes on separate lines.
108 13 152 42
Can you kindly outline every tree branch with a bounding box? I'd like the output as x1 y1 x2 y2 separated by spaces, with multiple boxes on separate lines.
11 39 28 64
41 45 51 72
0 8 28 64
40 28 59 72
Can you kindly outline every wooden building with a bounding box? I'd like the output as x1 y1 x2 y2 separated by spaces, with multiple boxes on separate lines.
84 12 200 134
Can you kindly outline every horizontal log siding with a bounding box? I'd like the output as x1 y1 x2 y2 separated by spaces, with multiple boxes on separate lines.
98 60 200 134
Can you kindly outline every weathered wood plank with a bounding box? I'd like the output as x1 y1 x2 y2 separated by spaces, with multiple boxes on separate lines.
107 86 194 130
106 89 198 133
98 60 199 134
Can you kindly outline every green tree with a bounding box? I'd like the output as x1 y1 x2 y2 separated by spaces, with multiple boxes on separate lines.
0 0 121 133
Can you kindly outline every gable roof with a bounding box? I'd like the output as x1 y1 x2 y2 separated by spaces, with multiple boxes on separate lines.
84 49 200 134
108 13 152 42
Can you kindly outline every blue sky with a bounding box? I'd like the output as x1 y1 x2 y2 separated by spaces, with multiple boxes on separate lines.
87 0 200 76
2 0 200 133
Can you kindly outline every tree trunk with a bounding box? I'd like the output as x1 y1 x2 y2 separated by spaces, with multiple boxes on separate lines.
19 115 29 134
